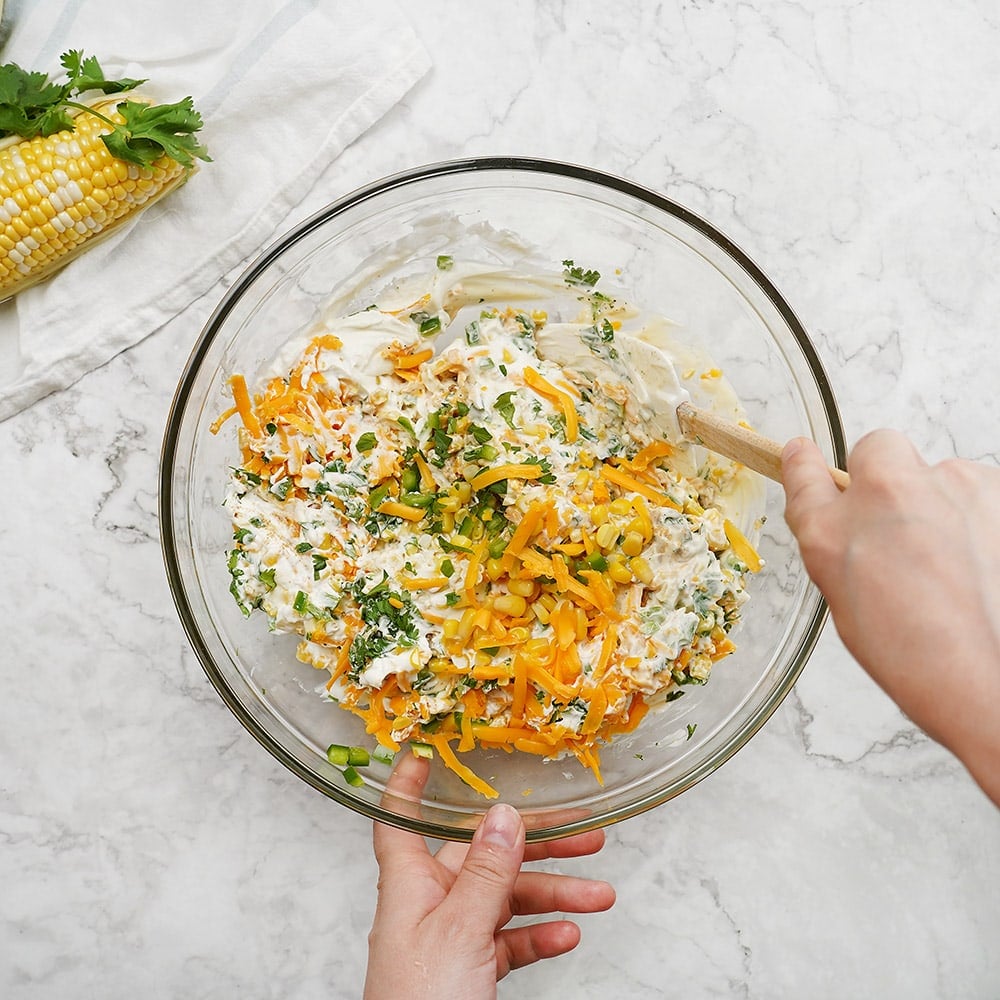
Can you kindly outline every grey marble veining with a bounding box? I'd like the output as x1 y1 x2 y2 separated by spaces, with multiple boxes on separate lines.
2 2 999 998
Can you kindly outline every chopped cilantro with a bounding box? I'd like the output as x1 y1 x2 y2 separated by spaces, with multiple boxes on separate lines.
494 391 516 429
269 478 292 500
562 259 601 287
356 432 378 453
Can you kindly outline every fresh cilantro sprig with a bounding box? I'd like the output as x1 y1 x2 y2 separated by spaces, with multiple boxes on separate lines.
0 48 209 168
98 97 210 168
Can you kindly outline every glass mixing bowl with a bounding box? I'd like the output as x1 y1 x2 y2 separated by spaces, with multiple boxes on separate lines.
160 157 845 841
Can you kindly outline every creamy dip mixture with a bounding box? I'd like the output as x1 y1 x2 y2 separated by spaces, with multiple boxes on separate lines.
216 258 763 797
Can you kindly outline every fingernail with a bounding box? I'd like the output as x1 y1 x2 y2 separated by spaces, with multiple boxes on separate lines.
480 803 520 848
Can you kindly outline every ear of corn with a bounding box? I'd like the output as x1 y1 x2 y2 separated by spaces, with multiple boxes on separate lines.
0 96 191 298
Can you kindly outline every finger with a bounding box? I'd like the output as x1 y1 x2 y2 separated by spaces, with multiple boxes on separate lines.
433 839 471 877
496 920 582 978
435 825 608 879
781 436 841 534
441 803 525 925
511 871 616 916
523 828 606 862
847 428 927 481
372 751 432 874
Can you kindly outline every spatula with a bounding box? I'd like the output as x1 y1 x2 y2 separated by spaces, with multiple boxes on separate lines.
534 323 850 492
676 401 850 491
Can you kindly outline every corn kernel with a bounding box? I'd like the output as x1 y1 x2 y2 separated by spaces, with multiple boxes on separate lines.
629 556 654 584
590 504 609 526
508 626 531 643
438 495 461 513
456 481 472 503
596 522 619 550
457 608 477 642
486 557 504 581
574 470 590 491
609 497 632 516
493 593 527 617
621 531 644 557
442 618 460 640
531 601 551 624
441 512 455 534
507 578 535 597
474 651 494 668
607 559 633 584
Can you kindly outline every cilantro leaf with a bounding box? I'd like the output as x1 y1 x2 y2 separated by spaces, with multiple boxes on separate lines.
562 258 601 288
101 97 211 167
60 50 145 95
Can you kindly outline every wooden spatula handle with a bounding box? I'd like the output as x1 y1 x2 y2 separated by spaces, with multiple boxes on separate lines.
676 402 850 491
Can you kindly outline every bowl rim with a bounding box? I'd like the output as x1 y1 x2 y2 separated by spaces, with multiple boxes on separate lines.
159 155 845 841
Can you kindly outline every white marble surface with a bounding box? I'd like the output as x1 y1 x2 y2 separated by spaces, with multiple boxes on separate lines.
2 2 999 997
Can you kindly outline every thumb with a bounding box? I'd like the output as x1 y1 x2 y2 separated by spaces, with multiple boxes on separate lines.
444 803 525 930
781 436 841 536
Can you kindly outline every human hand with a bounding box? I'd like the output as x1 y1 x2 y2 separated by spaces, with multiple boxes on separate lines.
364 752 616 1000
782 430 1000 805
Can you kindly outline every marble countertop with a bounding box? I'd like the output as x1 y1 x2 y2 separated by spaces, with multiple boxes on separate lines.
2 2 998 997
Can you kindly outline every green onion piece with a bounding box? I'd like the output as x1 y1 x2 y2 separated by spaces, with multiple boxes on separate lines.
397 416 416 436
586 552 608 571
419 315 442 336
410 741 434 759
372 744 395 765
326 744 350 765
400 465 419 492
436 254 454 270
440 558 455 578
400 492 436 508
488 537 507 559
348 746 371 766
343 765 364 787
457 515 475 538
465 320 480 345
356 432 377 453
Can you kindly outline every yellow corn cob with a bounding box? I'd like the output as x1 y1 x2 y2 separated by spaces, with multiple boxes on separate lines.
0 96 190 297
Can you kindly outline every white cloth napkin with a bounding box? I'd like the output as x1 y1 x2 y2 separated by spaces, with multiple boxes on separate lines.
0 0 429 420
